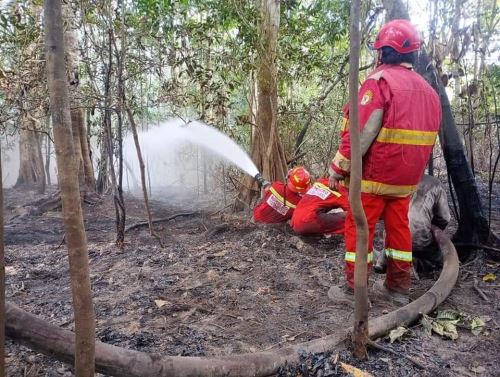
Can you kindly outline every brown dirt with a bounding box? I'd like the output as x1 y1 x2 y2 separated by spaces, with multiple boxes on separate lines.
4 187 500 377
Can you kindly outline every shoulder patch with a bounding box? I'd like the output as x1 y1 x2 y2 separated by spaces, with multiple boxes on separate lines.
360 89 373 105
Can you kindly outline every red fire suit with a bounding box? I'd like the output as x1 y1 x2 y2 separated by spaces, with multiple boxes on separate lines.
290 178 349 236
253 181 302 223
330 64 441 293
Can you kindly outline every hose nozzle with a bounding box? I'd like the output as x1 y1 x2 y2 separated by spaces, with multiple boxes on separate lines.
254 173 270 188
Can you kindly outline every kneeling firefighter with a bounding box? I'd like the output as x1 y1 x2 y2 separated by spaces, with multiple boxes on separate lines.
290 177 349 236
253 167 311 224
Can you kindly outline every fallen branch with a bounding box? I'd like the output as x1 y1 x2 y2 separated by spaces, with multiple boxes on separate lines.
6 227 458 377
473 278 490 302
124 212 197 233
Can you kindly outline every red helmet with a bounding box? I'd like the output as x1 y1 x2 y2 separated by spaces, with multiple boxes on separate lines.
373 19 420 54
287 167 311 194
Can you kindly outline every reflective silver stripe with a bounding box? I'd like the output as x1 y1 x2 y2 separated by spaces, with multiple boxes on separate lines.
385 248 412 262
345 251 374 263
314 182 341 197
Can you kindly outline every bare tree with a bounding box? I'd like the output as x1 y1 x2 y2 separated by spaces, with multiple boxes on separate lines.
43 0 95 375
235 0 288 209
348 0 370 360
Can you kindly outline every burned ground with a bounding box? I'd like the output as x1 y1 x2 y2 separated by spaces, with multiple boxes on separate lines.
4 187 500 377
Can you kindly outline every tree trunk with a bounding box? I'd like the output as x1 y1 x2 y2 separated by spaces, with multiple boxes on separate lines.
111 9 127 248
382 0 499 255
0 142 4 376
72 108 96 190
125 105 162 246
15 118 46 192
96 132 109 194
45 126 52 186
43 1 95 376
235 0 287 210
348 0 369 360
64 4 96 193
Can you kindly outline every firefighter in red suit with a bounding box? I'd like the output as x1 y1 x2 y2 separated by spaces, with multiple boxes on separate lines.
253 167 311 224
328 20 442 305
290 178 349 236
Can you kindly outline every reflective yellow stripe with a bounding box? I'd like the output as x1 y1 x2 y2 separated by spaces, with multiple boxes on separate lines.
332 151 351 172
376 128 437 146
314 182 341 197
341 117 349 132
345 251 374 263
385 248 412 262
269 187 296 209
360 179 416 197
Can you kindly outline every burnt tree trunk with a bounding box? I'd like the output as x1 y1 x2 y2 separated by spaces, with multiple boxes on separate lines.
235 0 287 210
44 1 95 375
382 0 499 255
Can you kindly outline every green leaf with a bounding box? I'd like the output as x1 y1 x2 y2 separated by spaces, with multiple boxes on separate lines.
436 309 463 321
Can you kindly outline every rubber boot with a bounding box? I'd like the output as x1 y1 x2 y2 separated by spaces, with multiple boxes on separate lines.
372 280 409 306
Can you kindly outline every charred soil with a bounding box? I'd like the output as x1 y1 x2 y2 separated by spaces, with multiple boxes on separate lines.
4 187 500 377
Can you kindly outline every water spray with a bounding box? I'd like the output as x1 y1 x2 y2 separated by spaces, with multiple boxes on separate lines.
123 119 271 192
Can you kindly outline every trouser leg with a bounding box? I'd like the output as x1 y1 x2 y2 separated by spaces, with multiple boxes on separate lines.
383 197 412 293
344 194 385 288
317 210 346 235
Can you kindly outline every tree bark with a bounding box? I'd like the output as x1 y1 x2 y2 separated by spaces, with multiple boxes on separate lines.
348 0 369 360
0 142 4 376
64 4 96 193
15 118 46 192
125 105 162 246
382 0 499 254
111 8 127 248
45 127 52 186
235 0 287 210
43 1 95 375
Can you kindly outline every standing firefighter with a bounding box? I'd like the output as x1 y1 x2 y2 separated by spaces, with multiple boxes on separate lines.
253 167 311 224
328 20 442 305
